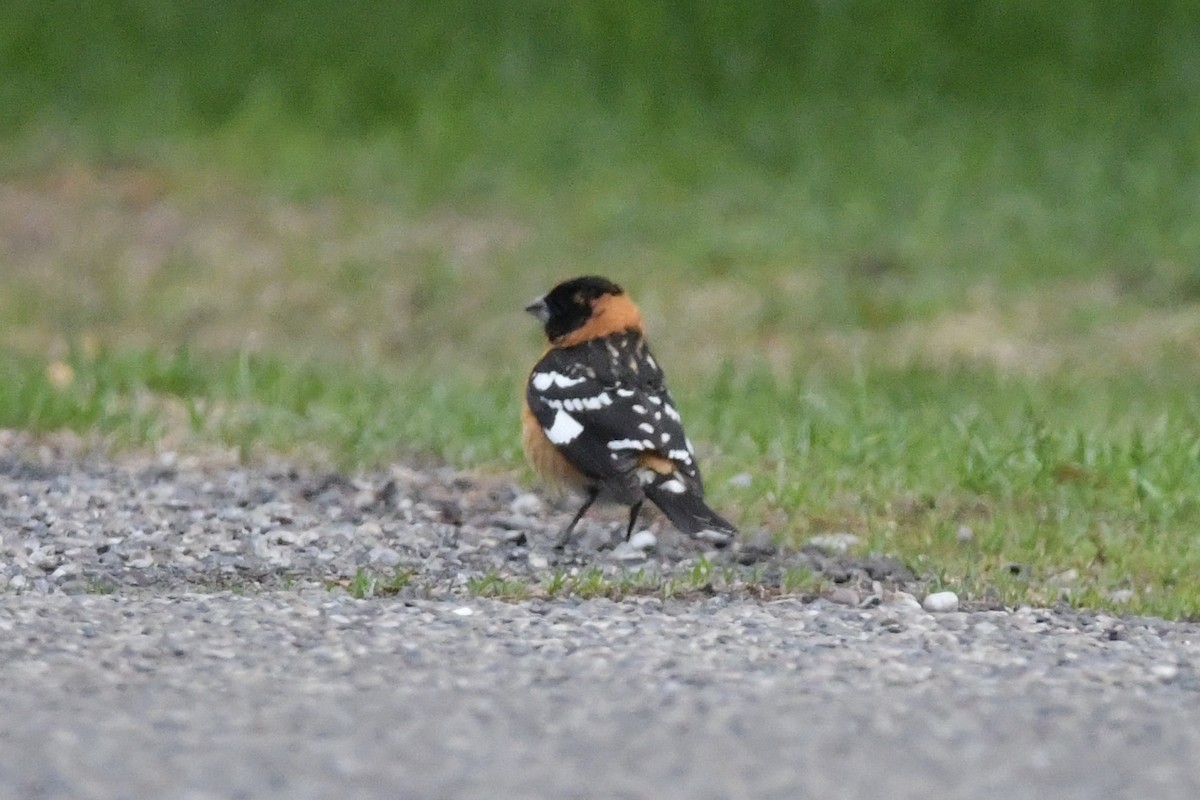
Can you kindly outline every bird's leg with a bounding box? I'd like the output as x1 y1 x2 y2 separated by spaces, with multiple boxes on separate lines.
553 486 599 550
625 500 643 541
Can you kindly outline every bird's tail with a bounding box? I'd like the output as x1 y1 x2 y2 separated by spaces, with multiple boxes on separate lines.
645 484 737 548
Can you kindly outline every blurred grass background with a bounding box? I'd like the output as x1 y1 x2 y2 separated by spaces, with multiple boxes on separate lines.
3 1 1200 614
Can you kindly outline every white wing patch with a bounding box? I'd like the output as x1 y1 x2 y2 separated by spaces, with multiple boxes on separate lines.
544 410 584 444
668 448 693 464
542 392 613 412
660 479 687 494
531 371 587 391
663 403 682 422
608 438 653 450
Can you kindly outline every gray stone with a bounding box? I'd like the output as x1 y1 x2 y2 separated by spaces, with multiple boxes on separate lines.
922 591 960 613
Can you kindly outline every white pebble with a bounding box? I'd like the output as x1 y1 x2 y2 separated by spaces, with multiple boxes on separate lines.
510 493 543 516
1151 663 1179 682
528 554 549 570
51 563 80 579
886 591 923 611
922 591 960 613
627 531 657 551
451 607 474 617
612 542 650 562
355 522 383 538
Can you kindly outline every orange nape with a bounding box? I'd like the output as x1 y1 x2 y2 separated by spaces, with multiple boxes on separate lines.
553 292 644 348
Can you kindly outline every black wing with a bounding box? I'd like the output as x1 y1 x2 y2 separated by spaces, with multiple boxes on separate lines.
525 333 703 492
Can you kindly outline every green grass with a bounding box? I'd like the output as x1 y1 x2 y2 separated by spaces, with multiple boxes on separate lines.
9 347 1200 617
3 3 1200 617
342 567 414 600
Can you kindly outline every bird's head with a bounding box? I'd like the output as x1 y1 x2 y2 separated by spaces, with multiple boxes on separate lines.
525 276 641 345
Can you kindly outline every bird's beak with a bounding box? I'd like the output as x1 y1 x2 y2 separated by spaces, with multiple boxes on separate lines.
524 295 550 324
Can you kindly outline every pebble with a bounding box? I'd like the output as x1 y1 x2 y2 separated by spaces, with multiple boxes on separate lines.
922 591 960 613
887 591 923 611
611 542 650 562
510 493 543 516
828 587 860 606
369 547 403 568
627 531 657 551
1150 663 1179 682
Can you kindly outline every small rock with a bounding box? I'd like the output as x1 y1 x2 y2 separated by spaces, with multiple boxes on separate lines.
922 591 959 613
936 612 968 631
886 591 923 611
274 529 300 545
10 574 27 590
611 542 650 562
126 553 155 569
828 587 860 606
1109 589 1135 604
1150 663 1179 682
50 562 80 579
956 525 974 544
510 493 543 516
807 533 861 555
28 547 62 570
368 547 403 568
355 522 383 539
528 554 549 570
451 606 474 617
627 531 657 551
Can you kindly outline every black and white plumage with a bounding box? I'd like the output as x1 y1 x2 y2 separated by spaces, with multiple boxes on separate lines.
522 276 737 549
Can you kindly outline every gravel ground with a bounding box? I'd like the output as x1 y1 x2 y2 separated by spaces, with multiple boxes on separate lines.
2 434 1199 799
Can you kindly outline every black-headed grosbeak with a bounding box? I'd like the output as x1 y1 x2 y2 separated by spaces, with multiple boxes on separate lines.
522 275 737 549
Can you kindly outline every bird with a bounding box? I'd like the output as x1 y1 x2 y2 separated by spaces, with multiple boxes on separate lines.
522 275 737 550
